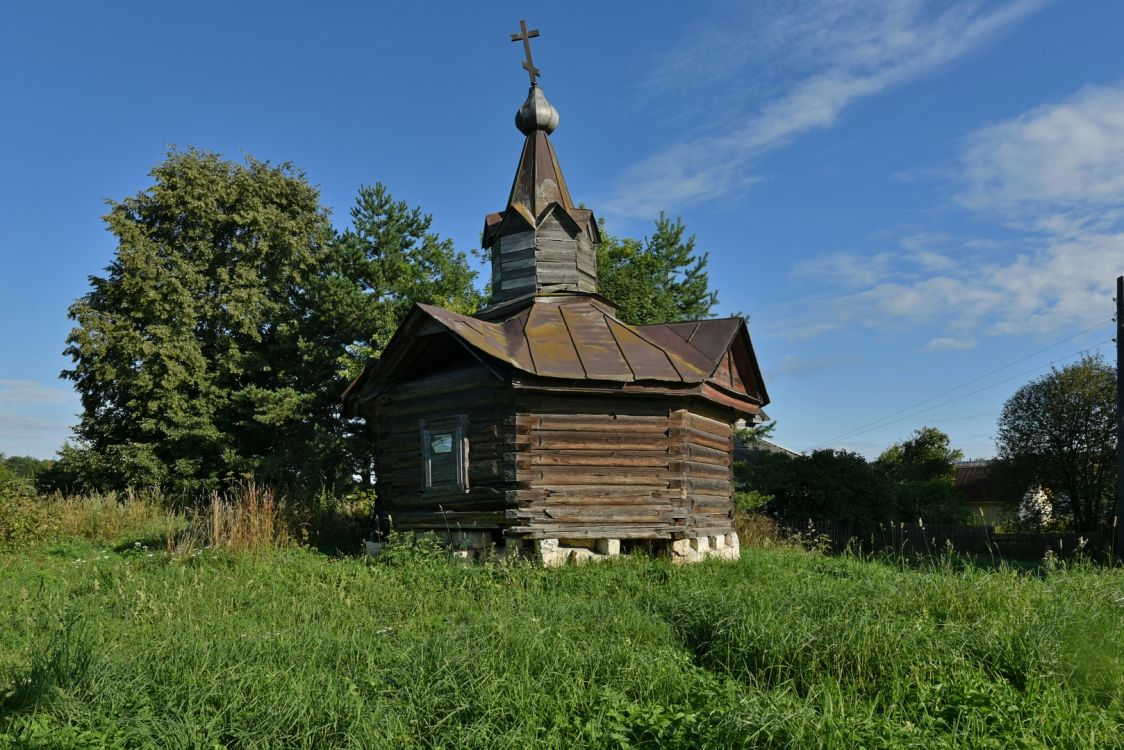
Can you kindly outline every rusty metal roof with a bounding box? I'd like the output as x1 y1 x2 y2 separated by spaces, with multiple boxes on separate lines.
343 295 770 414
411 296 767 397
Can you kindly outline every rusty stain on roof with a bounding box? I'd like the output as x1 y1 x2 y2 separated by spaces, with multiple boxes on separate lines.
412 297 760 395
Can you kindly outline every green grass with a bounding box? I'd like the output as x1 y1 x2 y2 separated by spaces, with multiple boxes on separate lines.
1 518 1122 748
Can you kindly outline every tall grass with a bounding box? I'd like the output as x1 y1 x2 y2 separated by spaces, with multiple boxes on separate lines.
3 490 1123 747
0 484 179 548
167 483 295 556
2 533 1122 747
0 481 300 554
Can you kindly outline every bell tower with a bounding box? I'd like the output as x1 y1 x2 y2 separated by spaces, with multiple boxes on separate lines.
482 22 600 307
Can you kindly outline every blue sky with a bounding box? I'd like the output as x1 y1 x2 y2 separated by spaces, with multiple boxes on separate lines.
2 0 1122 460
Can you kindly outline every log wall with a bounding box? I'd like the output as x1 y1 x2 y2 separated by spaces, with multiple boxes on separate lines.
508 394 678 539
367 366 516 534
671 407 736 536
368 372 738 543
507 394 736 540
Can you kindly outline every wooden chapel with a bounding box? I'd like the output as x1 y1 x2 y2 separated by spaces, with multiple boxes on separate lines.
342 24 770 564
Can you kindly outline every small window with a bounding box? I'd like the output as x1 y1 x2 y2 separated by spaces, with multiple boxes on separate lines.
421 416 468 491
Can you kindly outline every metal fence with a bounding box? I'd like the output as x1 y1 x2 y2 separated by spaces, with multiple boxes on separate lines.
776 518 1112 562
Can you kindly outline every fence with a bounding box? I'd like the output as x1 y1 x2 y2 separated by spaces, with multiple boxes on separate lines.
776 518 1111 562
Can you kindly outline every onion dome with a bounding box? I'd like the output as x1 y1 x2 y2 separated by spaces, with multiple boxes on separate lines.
515 85 559 135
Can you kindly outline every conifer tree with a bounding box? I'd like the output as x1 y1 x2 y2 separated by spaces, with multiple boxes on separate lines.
597 213 719 325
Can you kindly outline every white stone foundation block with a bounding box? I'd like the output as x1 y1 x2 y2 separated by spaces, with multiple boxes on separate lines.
537 538 629 566
537 538 568 567
669 538 695 564
667 533 740 563
568 548 598 563
723 532 741 560
595 538 621 556
365 541 385 557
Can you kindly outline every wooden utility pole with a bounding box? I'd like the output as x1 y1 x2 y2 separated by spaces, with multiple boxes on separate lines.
1117 276 1124 564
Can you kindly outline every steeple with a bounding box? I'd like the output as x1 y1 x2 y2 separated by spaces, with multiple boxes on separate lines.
483 23 601 307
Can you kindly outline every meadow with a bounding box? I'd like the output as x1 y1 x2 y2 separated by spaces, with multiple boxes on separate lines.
1 490 1123 749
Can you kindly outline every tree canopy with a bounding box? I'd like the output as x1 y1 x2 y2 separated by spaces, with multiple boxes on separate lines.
736 427 968 525
996 354 1116 530
56 149 479 496
736 449 895 527
597 213 719 325
874 427 965 522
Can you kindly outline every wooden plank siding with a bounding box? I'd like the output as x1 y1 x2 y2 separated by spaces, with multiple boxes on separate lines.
507 394 675 539
672 407 736 536
506 394 736 540
366 368 737 541
366 366 517 534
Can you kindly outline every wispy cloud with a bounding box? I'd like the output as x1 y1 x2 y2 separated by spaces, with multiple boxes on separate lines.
958 84 1124 222
791 252 897 288
782 81 1124 340
925 336 978 351
603 0 1047 219
0 380 78 407
768 352 860 382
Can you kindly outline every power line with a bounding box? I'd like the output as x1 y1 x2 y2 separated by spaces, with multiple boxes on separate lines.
811 320 1113 450
822 338 1113 447
828 338 1112 445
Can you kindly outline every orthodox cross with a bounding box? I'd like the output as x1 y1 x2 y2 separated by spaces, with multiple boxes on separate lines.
510 20 541 86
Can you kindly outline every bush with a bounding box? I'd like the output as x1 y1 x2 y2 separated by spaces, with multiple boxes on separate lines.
0 482 180 549
0 476 52 547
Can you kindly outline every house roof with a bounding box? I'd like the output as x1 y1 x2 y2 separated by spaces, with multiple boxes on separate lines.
343 294 769 415
735 438 801 462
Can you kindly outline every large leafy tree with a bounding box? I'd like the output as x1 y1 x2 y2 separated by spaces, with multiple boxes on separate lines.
996 354 1116 530
875 427 966 522
63 149 332 493
59 151 479 495
597 213 719 325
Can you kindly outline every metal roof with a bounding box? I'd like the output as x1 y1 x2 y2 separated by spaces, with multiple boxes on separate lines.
343 295 770 415
417 298 724 384
410 296 767 400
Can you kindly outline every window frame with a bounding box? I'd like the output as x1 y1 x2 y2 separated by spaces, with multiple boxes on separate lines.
420 415 469 493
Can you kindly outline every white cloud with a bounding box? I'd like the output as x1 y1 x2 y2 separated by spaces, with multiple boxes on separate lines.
926 336 978 351
0 380 78 459
959 84 1124 220
768 352 860 382
0 380 78 407
604 0 1047 218
790 252 897 287
782 81 1124 341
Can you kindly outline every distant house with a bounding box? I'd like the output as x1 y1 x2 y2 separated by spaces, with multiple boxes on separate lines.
954 460 1052 526
733 432 801 463
954 461 1007 524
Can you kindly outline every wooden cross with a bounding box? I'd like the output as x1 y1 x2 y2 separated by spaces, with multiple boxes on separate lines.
510 20 541 86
